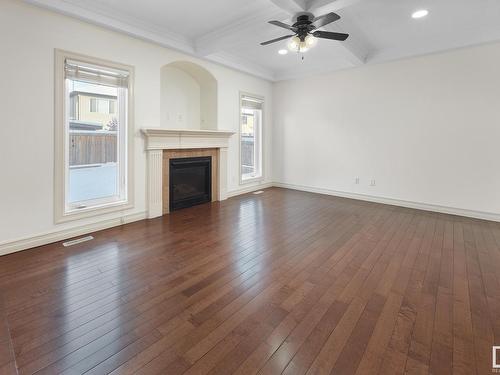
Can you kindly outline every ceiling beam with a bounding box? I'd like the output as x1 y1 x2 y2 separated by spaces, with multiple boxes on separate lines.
193 0 369 71
306 0 362 13
328 22 369 65
195 7 289 56
306 0 368 65
195 0 368 66
268 0 307 14
207 52 276 81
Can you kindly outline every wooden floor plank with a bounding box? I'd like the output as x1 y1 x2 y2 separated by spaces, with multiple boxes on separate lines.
428 219 454 375
452 221 476 375
463 221 495 375
0 295 17 375
404 216 445 374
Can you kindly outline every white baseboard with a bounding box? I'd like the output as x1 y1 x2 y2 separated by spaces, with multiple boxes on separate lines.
0 212 146 257
3 181 498 257
273 182 500 223
1 182 272 257
227 182 273 198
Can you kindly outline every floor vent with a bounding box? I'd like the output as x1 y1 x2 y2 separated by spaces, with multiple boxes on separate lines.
253 190 265 195
63 236 94 247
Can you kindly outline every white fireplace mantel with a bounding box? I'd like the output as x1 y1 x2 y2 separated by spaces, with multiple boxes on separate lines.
141 128 235 218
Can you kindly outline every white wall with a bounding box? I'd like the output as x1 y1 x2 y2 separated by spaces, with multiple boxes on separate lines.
273 42 500 217
160 66 201 130
0 0 273 248
160 61 219 130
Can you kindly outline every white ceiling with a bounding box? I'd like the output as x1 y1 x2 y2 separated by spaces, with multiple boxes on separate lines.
25 0 500 81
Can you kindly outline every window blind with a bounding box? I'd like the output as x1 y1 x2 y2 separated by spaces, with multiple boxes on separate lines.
241 96 263 110
65 59 129 88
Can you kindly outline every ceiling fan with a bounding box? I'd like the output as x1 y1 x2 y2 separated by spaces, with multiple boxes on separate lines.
260 12 349 53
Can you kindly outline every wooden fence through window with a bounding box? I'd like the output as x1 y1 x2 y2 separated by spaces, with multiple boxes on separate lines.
69 131 117 166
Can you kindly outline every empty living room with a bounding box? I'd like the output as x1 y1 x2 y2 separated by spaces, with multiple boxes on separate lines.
1 0 500 374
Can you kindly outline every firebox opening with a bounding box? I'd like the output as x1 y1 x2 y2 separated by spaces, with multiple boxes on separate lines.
169 156 212 211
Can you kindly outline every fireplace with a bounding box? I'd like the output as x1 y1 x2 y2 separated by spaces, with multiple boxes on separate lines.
169 156 212 211
141 129 234 218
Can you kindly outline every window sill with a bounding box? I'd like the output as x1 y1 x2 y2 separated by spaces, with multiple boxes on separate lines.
55 200 133 224
240 176 264 186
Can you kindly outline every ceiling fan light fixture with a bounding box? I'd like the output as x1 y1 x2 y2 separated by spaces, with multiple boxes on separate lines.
288 36 312 53
412 9 429 19
262 12 348 50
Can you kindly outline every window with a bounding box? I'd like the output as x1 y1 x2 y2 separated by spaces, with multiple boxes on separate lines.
90 98 97 112
90 98 114 114
240 94 263 182
55 50 134 222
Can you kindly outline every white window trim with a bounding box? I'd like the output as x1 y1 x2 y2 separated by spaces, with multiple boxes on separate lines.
54 49 135 223
239 91 264 185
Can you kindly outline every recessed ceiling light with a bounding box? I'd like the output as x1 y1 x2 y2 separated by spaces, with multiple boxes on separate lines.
412 9 429 19
278 49 288 55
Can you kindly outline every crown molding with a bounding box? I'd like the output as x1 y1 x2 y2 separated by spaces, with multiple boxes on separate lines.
23 0 277 81
367 30 500 65
25 0 193 52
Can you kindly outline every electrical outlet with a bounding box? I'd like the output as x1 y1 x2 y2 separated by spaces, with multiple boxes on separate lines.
355 177 360 185
370 179 376 186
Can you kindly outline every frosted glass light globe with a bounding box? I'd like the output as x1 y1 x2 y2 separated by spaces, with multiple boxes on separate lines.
305 35 317 48
287 36 300 51
288 35 317 53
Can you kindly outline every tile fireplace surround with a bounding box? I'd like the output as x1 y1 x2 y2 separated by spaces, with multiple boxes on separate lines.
141 128 235 218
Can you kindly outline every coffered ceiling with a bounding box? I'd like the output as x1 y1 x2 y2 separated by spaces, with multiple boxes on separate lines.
25 0 500 81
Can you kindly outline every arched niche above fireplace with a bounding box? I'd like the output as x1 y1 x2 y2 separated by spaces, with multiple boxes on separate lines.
160 61 218 130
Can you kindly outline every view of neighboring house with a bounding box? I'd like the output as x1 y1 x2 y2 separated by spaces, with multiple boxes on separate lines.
241 110 254 136
69 91 117 130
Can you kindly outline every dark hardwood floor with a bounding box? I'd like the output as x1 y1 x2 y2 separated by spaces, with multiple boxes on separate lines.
1 187 499 374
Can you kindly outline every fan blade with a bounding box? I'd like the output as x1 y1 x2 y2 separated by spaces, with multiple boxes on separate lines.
260 35 295 46
269 20 297 31
313 30 349 41
312 12 341 28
